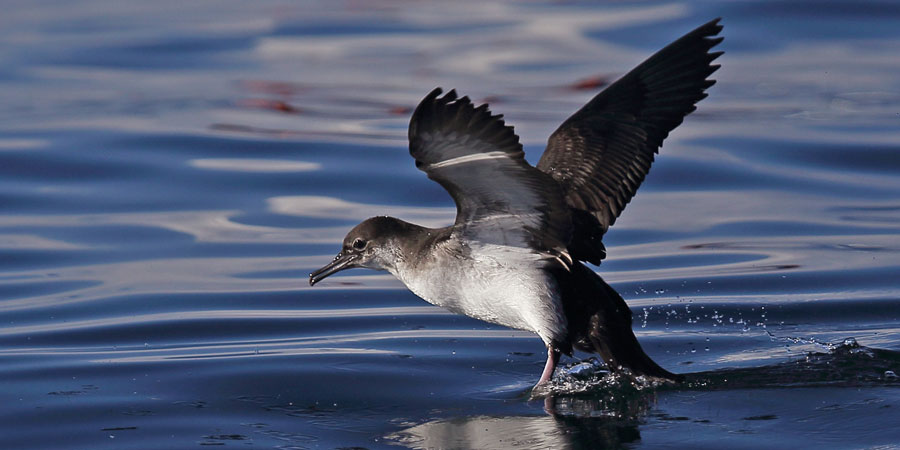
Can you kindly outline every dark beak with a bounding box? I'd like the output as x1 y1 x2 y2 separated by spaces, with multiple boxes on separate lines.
309 252 357 286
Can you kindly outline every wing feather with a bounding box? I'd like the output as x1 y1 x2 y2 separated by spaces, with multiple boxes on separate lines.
536 18 724 264
408 88 572 265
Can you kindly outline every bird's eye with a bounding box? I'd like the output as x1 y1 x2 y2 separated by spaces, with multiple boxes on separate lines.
352 238 366 250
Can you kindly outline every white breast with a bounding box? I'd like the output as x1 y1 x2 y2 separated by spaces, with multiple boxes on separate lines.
390 242 568 346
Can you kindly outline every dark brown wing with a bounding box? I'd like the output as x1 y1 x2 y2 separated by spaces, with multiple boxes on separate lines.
409 88 571 263
536 18 724 264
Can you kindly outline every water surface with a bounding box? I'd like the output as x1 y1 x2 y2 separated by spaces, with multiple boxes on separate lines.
2 1 899 448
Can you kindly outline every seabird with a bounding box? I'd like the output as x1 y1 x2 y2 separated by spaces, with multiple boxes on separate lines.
310 19 723 386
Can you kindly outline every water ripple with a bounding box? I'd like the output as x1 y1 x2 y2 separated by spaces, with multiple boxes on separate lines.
2 0 899 448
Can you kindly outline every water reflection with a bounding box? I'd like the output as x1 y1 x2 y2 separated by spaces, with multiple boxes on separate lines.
267 195 454 227
188 158 320 172
389 340 900 449
390 361 656 447
389 413 641 449
0 210 344 244
3 0 900 447
681 338 900 389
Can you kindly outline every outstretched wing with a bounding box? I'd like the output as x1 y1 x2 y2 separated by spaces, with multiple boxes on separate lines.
536 18 724 264
409 88 571 263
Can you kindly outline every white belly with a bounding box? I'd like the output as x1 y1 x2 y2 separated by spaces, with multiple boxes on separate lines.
391 244 568 346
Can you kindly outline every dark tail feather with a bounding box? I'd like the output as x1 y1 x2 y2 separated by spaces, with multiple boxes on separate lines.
560 263 682 381
589 277 682 381
588 310 683 381
555 263 684 381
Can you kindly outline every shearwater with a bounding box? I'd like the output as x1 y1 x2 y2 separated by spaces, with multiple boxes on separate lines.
310 19 723 386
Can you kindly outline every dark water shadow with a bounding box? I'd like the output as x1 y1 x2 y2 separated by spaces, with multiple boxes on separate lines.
386 412 643 450
387 339 900 449
678 338 900 390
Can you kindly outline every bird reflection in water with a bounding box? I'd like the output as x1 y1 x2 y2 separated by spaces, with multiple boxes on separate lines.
390 361 657 448
388 339 900 448
389 391 651 449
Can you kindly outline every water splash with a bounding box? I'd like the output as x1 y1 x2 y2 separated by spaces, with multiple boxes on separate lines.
527 339 899 421
528 358 677 419
680 337 900 390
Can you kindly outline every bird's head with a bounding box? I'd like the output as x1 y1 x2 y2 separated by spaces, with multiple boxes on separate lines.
309 216 413 286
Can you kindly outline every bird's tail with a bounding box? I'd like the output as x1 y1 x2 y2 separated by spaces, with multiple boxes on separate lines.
561 263 682 382
588 276 683 381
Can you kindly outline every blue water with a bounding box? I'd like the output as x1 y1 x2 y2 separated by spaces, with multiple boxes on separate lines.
2 1 899 448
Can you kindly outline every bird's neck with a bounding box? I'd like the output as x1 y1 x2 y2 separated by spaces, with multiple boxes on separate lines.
384 221 452 275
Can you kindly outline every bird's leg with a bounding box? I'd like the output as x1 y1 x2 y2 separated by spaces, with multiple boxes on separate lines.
537 347 561 385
